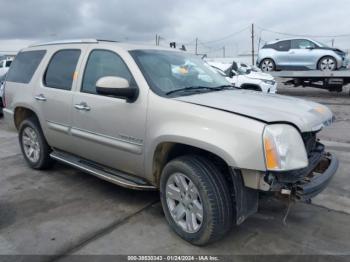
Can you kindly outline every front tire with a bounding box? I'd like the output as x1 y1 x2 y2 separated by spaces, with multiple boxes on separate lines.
160 155 233 245
318 56 337 71
18 117 53 169
260 58 276 72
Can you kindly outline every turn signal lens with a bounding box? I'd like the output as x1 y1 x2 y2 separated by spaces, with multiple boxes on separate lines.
264 137 279 170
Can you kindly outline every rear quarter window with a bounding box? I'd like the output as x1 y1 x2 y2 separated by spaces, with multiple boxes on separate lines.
6 50 46 83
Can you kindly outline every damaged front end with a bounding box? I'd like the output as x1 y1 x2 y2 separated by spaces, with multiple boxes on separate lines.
269 141 338 201
267 132 338 201
232 131 338 225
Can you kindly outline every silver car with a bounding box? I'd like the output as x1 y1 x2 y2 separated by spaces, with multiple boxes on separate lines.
3 40 338 245
257 38 347 72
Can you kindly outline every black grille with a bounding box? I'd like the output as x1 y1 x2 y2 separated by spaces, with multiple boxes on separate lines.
302 132 317 156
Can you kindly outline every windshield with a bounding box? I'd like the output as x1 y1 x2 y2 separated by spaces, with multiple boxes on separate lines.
130 50 230 96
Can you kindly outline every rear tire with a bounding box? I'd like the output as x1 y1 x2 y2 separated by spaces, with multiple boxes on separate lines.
18 117 53 169
260 58 276 72
318 56 337 71
160 155 233 245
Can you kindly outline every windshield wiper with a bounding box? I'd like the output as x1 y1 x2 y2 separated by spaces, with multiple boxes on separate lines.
165 85 233 96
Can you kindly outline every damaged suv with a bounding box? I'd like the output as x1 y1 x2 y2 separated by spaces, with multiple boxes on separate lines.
3 40 338 245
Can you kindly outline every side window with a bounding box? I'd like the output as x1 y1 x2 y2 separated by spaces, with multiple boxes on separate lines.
82 50 133 94
292 39 316 49
44 50 81 90
274 40 291 51
6 50 46 83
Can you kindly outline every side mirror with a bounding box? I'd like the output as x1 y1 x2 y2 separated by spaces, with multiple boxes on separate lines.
96 76 138 102
305 46 314 50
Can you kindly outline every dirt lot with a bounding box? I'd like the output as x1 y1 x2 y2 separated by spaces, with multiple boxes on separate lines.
0 83 350 259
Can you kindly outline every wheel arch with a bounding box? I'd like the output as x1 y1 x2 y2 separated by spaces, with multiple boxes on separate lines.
317 55 338 70
151 141 231 187
153 141 260 226
240 83 262 92
13 106 41 130
259 57 276 68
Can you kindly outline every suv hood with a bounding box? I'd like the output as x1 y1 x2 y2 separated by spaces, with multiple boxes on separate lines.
175 90 334 132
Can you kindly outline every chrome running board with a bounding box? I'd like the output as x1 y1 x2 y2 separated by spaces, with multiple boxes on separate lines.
50 150 156 190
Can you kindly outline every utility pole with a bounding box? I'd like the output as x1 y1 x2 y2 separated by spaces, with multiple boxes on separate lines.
195 38 198 55
223 46 225 58
155 34 161 46
251 23 255 65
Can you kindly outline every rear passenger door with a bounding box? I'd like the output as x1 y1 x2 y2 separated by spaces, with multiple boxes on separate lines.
35 49 83 153
273 40 291 67
70 48 148 176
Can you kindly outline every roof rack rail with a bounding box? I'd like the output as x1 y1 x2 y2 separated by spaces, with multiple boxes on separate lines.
30 39 98 47
97 39 119 43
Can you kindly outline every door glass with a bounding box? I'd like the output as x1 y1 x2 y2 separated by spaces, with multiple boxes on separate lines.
292 39 316 49
82 50 133 94
44 50 81 90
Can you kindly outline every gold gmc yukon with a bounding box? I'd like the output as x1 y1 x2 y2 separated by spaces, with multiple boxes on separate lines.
2 39 338 245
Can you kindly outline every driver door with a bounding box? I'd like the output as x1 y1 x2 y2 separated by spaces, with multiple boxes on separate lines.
289 39 316 68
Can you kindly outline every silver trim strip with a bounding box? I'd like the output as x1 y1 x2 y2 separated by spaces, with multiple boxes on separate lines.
47 121 70 134
70 127 143 154
50 152 156 190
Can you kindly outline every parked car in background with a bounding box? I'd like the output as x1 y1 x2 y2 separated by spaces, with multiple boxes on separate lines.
257 38 348 72
207 61 277 93
3 40 337 245
0 57 13 77
0 73 6 116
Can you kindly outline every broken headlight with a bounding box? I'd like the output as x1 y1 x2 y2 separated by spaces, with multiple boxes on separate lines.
263 124 308 171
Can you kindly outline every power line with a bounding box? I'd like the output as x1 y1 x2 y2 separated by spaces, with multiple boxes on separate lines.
256 25 350 38
200 26 250 44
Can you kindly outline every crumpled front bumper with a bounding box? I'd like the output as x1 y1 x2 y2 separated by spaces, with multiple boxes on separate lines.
295 152 338 200
271 142 338 201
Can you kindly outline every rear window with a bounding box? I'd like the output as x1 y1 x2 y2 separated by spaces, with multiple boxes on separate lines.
44 49 81 90
6 50 46 84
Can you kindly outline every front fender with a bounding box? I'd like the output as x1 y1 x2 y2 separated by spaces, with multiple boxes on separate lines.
144 95 267 181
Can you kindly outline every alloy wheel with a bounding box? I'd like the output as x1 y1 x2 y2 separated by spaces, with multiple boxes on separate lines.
320 57 336 71
22 126 41 163
165 173 204 233
261 59 274 72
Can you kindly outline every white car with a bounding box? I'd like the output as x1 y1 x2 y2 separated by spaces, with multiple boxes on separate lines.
0 74 5 115
207 61 277 93
0 58 13 78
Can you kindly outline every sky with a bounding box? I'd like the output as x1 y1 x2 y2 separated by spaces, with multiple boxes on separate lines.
0 0 350 57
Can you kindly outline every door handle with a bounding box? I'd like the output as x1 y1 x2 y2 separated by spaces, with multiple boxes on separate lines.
34 94 47 101
74 102 91 111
